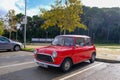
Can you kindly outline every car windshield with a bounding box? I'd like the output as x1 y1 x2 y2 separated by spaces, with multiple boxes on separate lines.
52 36 74 46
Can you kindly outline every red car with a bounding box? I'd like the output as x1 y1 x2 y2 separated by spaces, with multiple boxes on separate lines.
33 35 96 72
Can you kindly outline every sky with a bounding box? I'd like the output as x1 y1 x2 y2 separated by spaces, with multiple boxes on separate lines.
0 0 120 17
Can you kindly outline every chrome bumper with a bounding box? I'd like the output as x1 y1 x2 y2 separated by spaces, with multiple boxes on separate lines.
34 59 60 67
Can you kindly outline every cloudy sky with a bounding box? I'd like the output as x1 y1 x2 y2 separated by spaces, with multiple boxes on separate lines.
0 0 120 17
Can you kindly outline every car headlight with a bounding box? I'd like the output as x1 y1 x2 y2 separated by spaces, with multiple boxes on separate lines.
52 51 57 58
33 49 37 54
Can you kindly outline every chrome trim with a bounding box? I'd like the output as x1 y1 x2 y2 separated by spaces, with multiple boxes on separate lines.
34 59 60 67
37 53 54 62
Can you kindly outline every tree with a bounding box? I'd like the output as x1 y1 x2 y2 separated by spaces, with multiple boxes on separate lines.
40 0 86 34
0 20 5 36
6 9 18 39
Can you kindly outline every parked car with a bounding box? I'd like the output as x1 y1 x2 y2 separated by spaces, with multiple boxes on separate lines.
0 36 23 51
33 35 96 72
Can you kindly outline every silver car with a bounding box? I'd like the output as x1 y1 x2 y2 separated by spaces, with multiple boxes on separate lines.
0 36 23 51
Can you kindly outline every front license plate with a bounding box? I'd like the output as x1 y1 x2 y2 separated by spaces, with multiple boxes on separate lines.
38 63 48 68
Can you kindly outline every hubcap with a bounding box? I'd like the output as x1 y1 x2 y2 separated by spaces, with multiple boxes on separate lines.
15 46 20 51
64 61 70 70
92 54 95 61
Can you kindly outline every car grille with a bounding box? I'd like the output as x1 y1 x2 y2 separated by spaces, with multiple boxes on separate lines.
36 54 53 62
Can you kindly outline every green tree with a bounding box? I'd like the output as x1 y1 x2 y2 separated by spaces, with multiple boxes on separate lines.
0 20 5 36
40 0 86 34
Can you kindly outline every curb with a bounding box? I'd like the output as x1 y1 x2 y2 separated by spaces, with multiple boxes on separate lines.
96 58 120 63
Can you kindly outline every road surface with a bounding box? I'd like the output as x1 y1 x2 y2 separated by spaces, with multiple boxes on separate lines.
0 51 120 80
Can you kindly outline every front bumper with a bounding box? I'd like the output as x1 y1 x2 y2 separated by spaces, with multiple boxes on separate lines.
34 59 60 67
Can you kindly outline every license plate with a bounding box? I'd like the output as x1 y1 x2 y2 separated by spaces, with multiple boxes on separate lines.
38 63 48 68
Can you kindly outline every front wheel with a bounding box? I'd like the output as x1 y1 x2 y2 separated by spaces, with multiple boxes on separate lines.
60 58 72 72
14 45 20 51
89 53 96 63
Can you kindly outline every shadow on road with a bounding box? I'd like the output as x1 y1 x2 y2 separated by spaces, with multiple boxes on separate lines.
0 62 91 80
96 58 120 63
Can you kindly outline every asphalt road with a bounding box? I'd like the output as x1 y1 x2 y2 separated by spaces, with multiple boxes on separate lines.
0 51 120 80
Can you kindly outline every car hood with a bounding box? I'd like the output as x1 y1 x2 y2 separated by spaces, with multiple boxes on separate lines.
36 45 73 55
10 40 22 46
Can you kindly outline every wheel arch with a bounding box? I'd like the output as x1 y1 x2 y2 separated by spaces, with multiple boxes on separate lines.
92 52 96 56
14 44 20 48
61 57 73 66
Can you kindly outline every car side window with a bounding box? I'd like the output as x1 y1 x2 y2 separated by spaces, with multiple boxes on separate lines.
85 38 91 46
0 37 10 43
76 38 84 46
64 37 74 46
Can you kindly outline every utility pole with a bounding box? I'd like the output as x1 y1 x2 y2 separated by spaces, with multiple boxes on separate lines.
24 0 27 48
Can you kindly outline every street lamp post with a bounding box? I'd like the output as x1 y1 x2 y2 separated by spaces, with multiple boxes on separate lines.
24 0 27 48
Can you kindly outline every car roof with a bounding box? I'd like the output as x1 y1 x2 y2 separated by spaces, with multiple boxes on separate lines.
0 36 8 38
58 35 90 38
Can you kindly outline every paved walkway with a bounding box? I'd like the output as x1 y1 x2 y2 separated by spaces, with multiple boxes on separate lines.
96 48 120 63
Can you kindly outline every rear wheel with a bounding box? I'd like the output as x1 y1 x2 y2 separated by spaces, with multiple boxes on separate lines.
60 58 72 72
14 45 20 51
89 53 96 63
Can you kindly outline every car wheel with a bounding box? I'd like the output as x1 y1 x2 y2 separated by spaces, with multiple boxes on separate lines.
60 58 72 72
89 53 96 63
14 45 20 51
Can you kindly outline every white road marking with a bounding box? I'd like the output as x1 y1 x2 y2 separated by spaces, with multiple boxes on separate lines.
0 61 34 69
59 63 103 80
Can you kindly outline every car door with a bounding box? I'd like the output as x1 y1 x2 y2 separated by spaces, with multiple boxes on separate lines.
0 37 12 50
73 37 86 63
0 37 5 50
84 38 93 59
0 41 4 50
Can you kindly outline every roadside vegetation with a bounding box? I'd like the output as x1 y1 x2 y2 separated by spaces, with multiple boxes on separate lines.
0 0 120 44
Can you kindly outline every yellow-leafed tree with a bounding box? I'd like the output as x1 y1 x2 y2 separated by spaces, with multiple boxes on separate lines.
7 9 18 39
40 0 86 34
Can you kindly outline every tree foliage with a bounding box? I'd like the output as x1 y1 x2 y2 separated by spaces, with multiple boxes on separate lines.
40 0 86 34
8 9 18 31
0 20 5 36
3 7 120 43
6 9 18 39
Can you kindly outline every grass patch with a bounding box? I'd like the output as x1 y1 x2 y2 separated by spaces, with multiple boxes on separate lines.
95 43 120 46
95 43 120 49
22 47 34 52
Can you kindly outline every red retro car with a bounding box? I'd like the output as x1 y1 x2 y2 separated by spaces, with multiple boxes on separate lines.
33 35 96 72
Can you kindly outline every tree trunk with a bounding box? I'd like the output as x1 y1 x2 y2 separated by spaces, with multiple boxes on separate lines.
107 28 110 42
64 29 66 35
9 31 11 39
16 31 17 41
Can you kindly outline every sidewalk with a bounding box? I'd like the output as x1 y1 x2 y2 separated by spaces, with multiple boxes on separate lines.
96 48 120 63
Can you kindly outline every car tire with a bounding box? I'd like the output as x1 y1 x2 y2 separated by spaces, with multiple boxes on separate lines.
14 45 20 51
89 53 96 63
60 58 72 72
